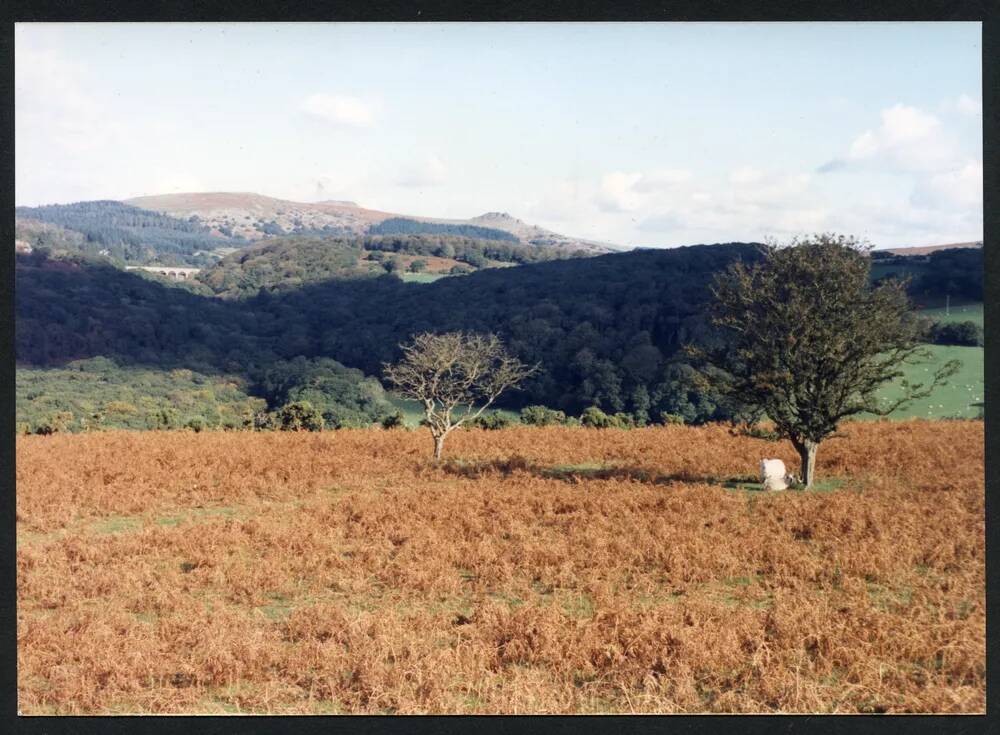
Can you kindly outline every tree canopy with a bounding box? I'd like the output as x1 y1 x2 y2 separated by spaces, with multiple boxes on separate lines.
693 234 959 486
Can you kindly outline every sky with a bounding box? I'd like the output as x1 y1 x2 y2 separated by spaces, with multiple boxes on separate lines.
15 22 983 249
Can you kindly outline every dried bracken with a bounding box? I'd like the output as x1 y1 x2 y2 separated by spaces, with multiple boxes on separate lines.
17 422 984 714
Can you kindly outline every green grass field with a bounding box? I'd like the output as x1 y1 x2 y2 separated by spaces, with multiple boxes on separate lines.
919 301 983 327
398 272 449 284
871 344 984 420
862 301 984 420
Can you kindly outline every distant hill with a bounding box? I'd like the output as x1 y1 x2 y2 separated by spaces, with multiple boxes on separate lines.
881 241 983 257
125 191 619 253
15 200 241 266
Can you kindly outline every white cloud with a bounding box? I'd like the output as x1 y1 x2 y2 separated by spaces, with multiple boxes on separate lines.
524 179 586 223
632 168 693 192
806 102 981 246
729 166 765 186
595 172 644 213
525 151 980 248
300 93 376 128
911 161 983 210
395 154 448 188
955 94 982 117
841 103 957 173
595 168 693 213
15 38 127 156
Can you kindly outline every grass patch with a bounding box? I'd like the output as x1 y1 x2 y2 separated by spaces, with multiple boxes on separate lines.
866 583 914 612
257 594 295 622
724 476 848 494
399 272 448 284
560 592 596 619
702 575 773 609
91 515 143 535
156 506 240 527
538 462 612 481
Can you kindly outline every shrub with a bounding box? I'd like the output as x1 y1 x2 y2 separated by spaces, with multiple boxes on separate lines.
928 320 983 347
658 412 686 425
580 406 614 428
152 408 179 430
104 400 139 415
520 405 567 426
381 411 406 430
249 410 275 431
185 416 207 433
275 401 324 432
611 412 637 429
460 251 488 268
580 406 635 429
408 259 428 273
33 411 73 435
469 413 518 430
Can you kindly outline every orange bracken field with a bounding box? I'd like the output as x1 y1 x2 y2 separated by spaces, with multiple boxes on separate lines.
16 421 984 714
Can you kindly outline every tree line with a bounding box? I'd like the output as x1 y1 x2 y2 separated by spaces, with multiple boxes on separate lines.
369 217 519 242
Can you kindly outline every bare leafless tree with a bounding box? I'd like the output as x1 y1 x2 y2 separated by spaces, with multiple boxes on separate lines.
383 332 539 460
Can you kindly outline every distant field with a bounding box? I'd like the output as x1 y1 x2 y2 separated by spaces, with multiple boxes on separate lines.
17 422 984 713
919 302 983 327
398 272 448 284
871 345 983 420
861 302 984 420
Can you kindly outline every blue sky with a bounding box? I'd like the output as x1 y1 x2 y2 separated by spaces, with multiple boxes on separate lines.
15 22 982 248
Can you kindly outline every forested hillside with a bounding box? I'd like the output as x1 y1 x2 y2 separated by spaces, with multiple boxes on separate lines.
369 217 518 242
196 233 597 297
871 247 983 302
17 241 983 426
14 201 241 266
266 243 761 419
16 244 762 422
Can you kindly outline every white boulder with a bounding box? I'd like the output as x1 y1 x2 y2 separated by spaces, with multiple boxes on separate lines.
760 458 788 491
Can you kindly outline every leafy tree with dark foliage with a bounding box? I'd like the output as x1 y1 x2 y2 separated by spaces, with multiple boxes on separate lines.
927 320 983 347
249 357 394 428
274 401 325 431
693 234 959 487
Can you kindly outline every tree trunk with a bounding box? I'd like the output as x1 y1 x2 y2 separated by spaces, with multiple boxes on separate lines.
433 432 446 461
794 439 818 488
